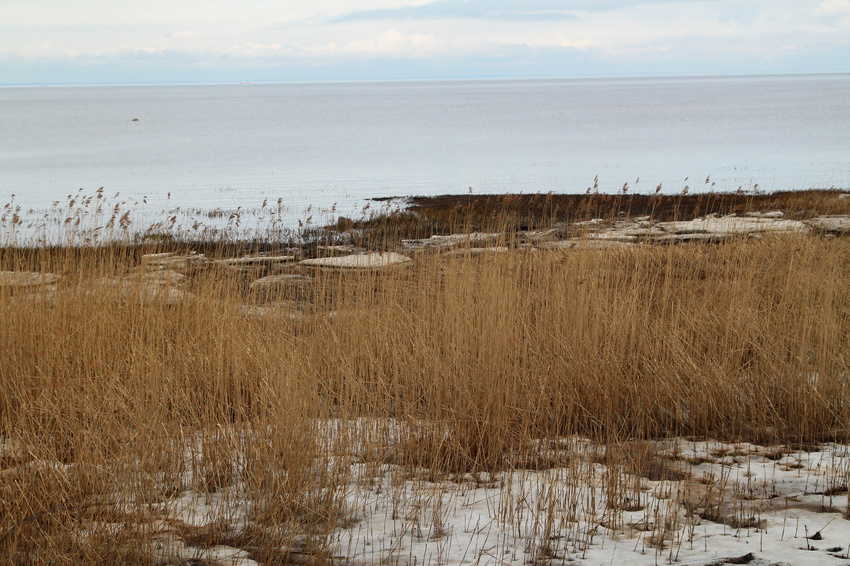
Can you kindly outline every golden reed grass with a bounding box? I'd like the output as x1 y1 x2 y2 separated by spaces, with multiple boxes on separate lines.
1 221 849 562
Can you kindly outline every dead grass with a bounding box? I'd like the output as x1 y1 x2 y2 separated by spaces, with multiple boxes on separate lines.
359 189 850 239
1 190 849 562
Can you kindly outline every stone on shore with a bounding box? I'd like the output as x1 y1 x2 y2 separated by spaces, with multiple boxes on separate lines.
805 215 850 235
442 246 511 257
142 252 207 270
129 269 188 287
316 245 357 256
300 252 412 270
101 275 195 305
250 274 313 289
0 271 61 288
213 255 295 266
655 215 807 235
401 232 502 251
250 274 314 299
539 239 635 250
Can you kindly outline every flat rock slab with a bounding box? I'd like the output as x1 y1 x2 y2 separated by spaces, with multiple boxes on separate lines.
250 274 314 290
401 232 502 250
519 229 560 243
99 278 195 305
650 232 738 243
142 252 207 269
126 270 188 286
0 271 61 287
300 252 412 269
655 215 808 235
316 245 357 255
442 247 511 257
539 239 636 250
805 215 850 234
745 210 785 218
213 255 295 266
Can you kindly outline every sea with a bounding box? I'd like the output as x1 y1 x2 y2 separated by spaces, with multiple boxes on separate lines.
1 74 849 240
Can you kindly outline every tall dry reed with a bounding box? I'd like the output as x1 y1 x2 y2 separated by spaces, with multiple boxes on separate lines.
1 224 848 562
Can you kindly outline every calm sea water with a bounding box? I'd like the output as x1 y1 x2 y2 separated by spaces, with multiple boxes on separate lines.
1 74 849 235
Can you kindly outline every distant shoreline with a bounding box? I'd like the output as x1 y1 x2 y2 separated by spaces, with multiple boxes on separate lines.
363 188 850 227
3 70 850 89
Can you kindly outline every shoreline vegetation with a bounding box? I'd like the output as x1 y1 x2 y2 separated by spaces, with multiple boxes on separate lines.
1 188 850 565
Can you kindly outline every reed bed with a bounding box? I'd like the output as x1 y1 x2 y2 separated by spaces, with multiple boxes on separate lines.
1 202 849 564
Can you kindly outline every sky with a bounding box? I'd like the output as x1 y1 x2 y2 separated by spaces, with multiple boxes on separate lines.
1 0 849 84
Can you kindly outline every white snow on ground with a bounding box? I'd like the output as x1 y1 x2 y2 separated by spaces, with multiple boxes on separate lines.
97 428 848 566
326 438 850 566
3 424 849 565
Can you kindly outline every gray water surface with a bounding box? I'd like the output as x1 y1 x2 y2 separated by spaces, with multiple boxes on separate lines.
1 74 848 228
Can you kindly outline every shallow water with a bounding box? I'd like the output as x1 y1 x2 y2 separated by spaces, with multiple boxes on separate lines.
1 74 848 235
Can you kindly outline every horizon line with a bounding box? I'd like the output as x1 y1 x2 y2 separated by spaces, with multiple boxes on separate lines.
2 70 849 89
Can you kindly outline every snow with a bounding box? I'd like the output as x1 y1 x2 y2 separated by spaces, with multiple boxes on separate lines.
3 426 848 565
326 438 850 566
300 252 413 269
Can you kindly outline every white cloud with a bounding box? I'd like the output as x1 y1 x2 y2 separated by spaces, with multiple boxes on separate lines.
228 43 294 57
0 0 848 82
815 0 850 14
327 30 438 58
164 31 201 40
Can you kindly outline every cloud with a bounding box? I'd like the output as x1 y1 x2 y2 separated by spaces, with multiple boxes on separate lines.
1 0 848 84
339 30 437 57
331 0 721 22
163 31 201 40
332 0 580 22
815 0 850 14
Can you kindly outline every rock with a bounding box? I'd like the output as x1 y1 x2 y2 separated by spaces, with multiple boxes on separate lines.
651 233 737 243
0 459 70 482
539 239 635 250
100 277 195 305
746 210 785 218
127 270 188 287
213 255 295 266
300 252 412 270
0 437 28 468
655 215 807 235
442 247 510 257
141 252 207 270
250 274 314 299
401 232 502 251
250 274 313 289
519 229 559 243
805 215 850 235
316 245 356 256
0 271 61 288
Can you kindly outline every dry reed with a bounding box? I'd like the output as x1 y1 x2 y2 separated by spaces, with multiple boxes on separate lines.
1 195 849 563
